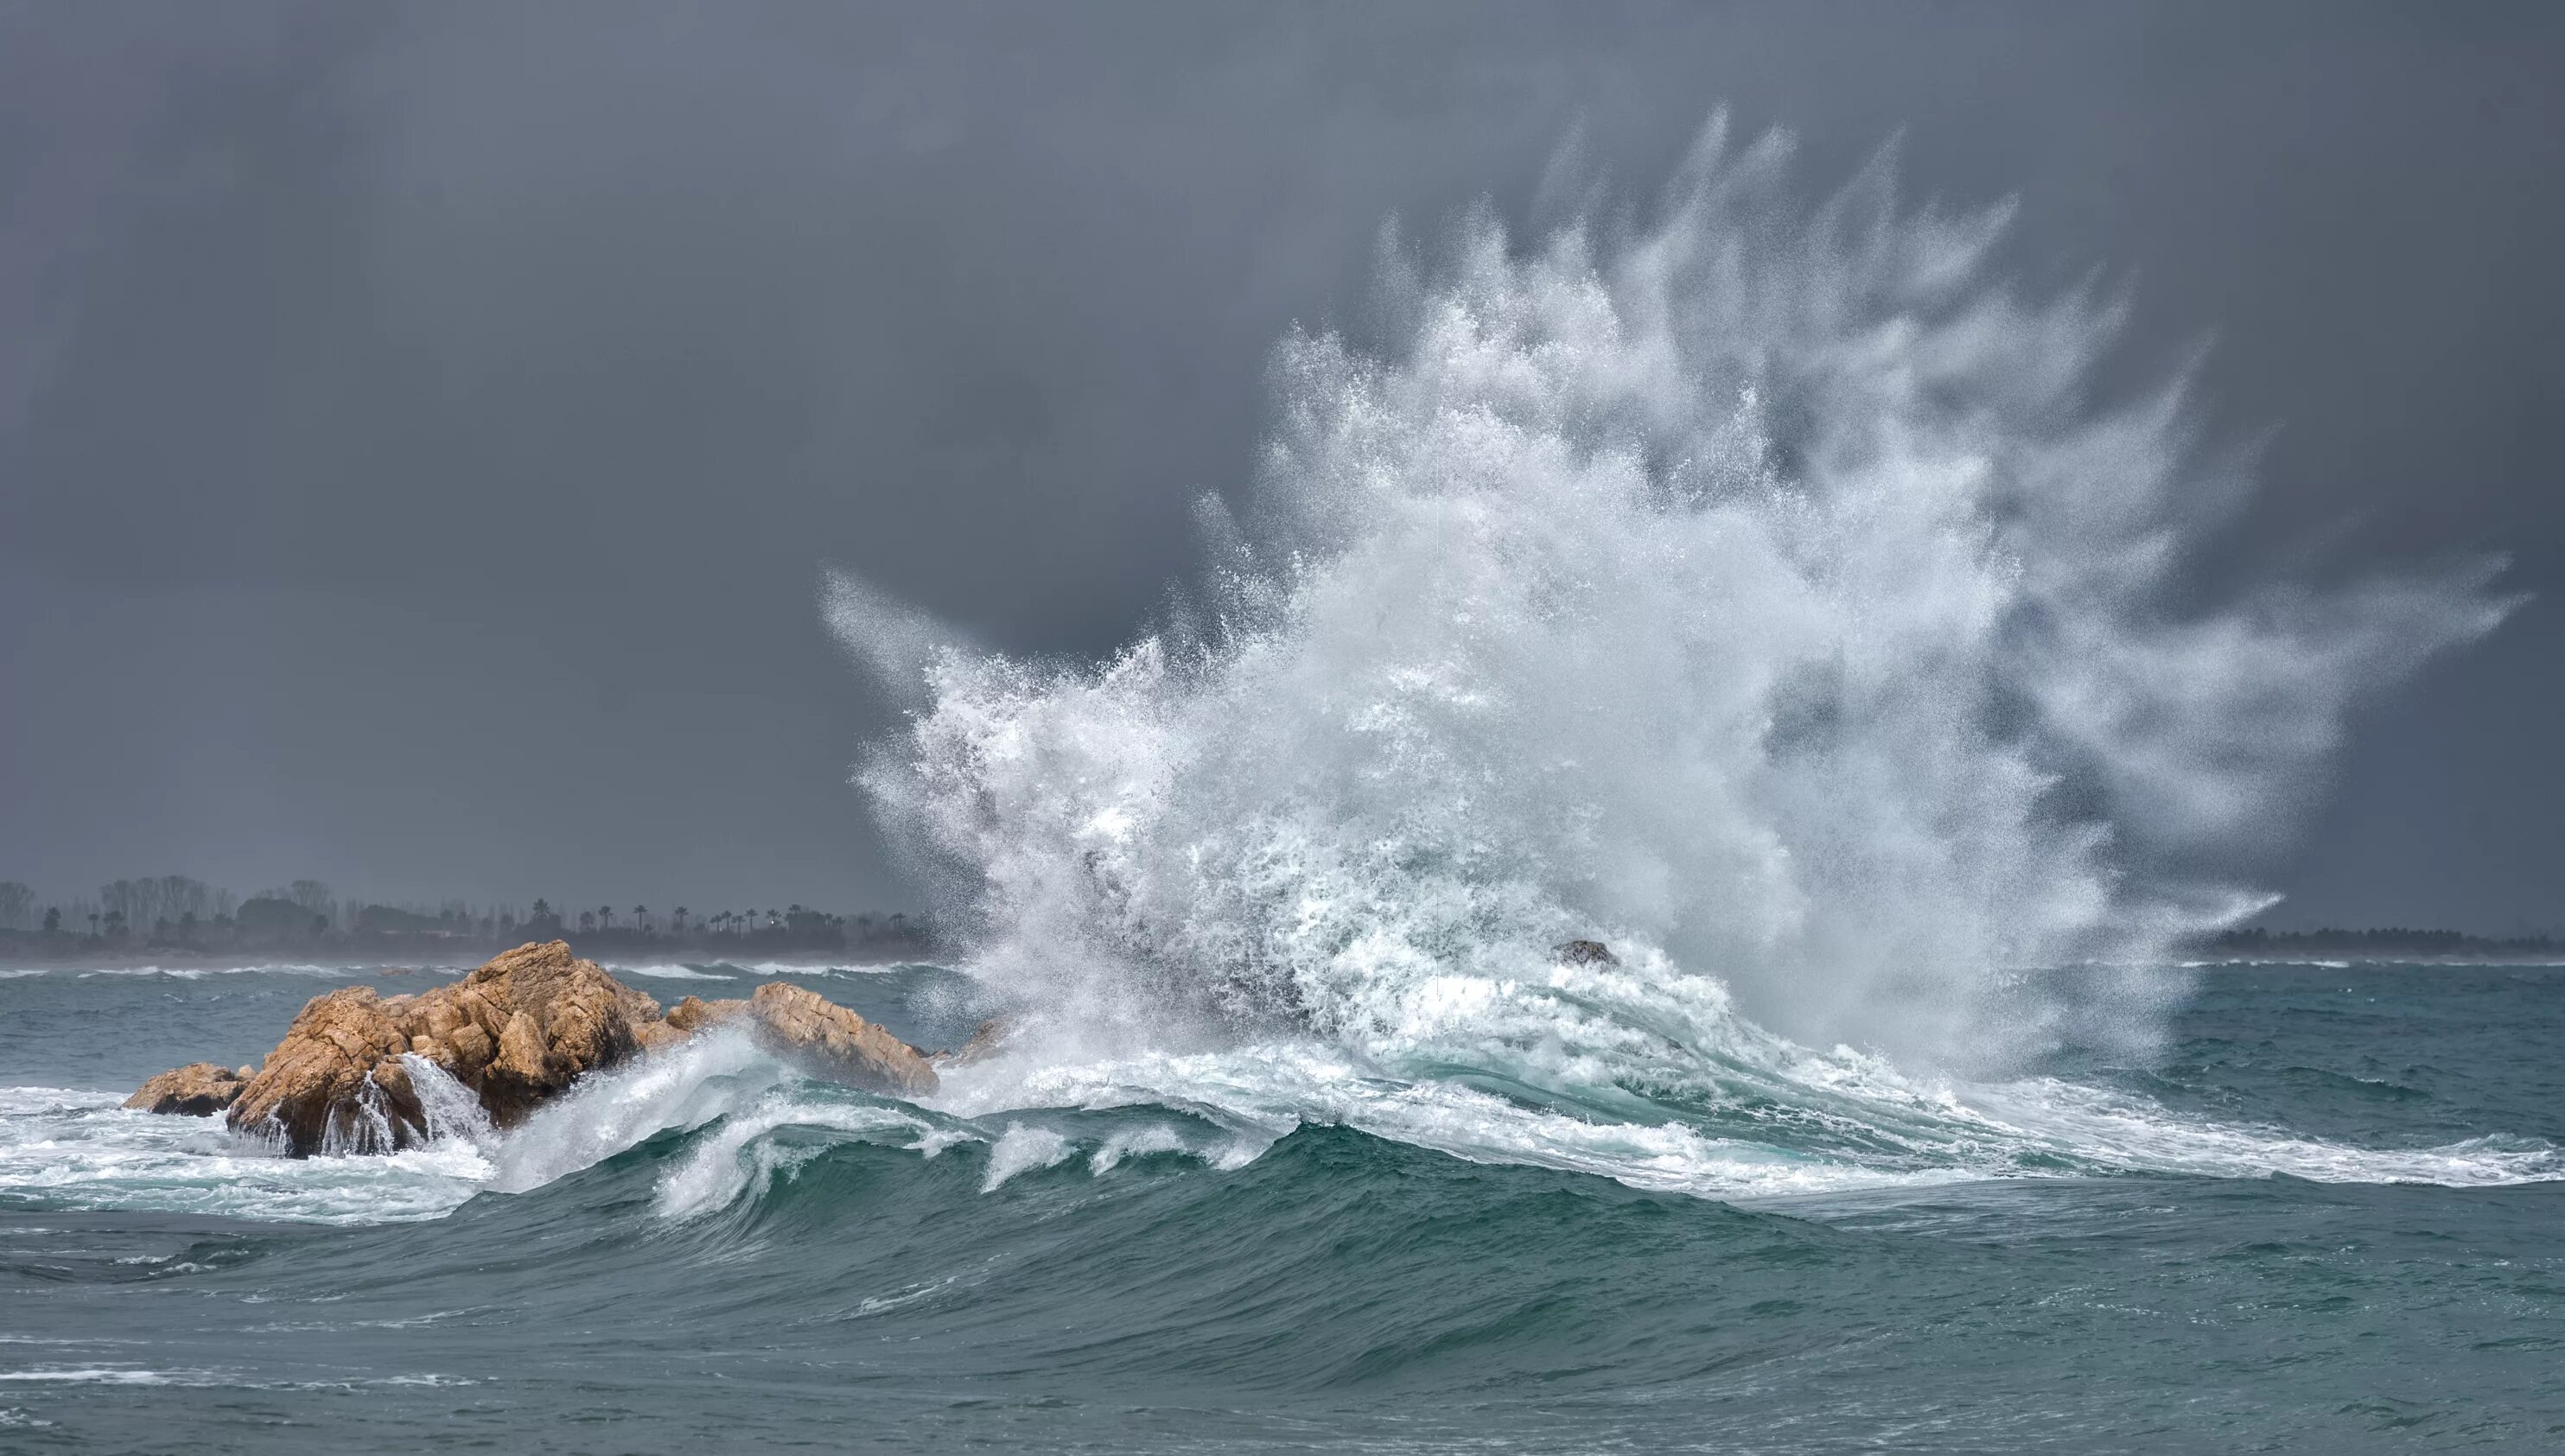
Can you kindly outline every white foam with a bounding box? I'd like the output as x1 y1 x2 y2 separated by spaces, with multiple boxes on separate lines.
924 1001 2565 1204
1088 1124 1191 1173
0 1368 212 1385
604 963 739 982
740 960 907 978
1956 1078 2562 1187
0 1033 818 1224
487 1028 791 1194
837 117 2504 1092
74 963 360 980
979 1124 1074 1192
652 1094 929 1218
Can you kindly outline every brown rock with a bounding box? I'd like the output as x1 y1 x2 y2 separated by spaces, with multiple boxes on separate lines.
206 942 944 1156
124 1062 250 1116
225 940 667 1154
226 986 424 1154
746 982 939 1097
664 995 749 1033
633 1019 692 1052
1554 939 1617 966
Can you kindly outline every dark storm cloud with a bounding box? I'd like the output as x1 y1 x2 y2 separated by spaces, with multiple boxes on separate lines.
3 2 2560 925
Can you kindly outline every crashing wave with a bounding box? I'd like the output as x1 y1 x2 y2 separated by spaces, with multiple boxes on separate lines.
835 113 2505 1080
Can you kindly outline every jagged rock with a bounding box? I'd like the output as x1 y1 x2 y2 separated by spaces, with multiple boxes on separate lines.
149 940 945 1156
224 986 423 1153
124 1062 249 1116
745 982 939 1097
1554 939 1616 966
665 995 749 1033
664 988 939 1093
225 940 666 1154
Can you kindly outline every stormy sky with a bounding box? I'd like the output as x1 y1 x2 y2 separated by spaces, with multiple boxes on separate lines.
3 2 2559 929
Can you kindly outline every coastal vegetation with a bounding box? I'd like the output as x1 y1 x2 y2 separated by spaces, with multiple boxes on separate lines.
0 876 2549 965
0 876 934 963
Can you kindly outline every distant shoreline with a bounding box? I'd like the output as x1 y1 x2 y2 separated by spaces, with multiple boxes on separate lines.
7 933 2562 972
0 931 943 971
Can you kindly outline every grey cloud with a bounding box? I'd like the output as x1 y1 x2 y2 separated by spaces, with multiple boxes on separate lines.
3 1 2560 926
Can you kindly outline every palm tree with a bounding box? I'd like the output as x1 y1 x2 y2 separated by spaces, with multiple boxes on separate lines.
672 906 690 936
633 906 649 937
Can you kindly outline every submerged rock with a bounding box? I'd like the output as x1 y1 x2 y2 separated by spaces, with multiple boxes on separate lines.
123 1062 249 1116
128 940 952 1155
931 1015 1017 1070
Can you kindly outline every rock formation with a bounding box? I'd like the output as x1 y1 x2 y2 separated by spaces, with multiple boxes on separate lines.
226 986 424 1153
139 940 949 1156
745 982 939 1097
1554 939 1617 966
123 1062 251 1116
664 987 943 1095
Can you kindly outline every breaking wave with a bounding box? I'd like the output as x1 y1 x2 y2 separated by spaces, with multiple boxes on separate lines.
1 121 2538 1234
827 110 2509 1198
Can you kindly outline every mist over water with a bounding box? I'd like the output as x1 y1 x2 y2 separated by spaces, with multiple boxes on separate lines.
837 117 2506 1084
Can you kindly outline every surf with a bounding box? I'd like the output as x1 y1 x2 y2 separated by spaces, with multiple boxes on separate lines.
828 114 2519 1194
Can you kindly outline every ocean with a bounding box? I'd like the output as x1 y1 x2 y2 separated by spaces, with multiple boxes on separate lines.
2 956 2559 1453
10 116 2552 1453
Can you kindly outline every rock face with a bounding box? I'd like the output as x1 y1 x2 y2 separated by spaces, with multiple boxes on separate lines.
665 995 749 1033
147 940 951 1156
393 938 666 1126
224 986 421 1153
222 940 671 1154
745 982 939 1097
124 1062 249 1116
661 989 939 1095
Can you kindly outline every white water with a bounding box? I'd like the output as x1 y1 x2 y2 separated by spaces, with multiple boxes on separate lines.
0 123 2541 1228
810 116 2537 1201
836 115 2503 1082
3 983 2556 1229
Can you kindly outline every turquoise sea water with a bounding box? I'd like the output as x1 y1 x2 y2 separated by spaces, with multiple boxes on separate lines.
2 957 2560 1453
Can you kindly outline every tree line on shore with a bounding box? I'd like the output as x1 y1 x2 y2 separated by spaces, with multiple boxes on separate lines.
0 876 935 961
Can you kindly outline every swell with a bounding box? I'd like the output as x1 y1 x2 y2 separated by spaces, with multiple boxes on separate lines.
14 1115 2558 1401
6 1003 2555 1237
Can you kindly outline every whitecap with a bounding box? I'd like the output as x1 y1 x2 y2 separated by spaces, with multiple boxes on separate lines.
979 1124 1073 1192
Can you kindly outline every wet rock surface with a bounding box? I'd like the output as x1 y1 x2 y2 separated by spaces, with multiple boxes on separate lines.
122 1062 250 1116
746 982 939 1097
126 941 952 1155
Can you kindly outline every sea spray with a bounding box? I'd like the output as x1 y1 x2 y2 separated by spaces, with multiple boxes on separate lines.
836 114 2506 1079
